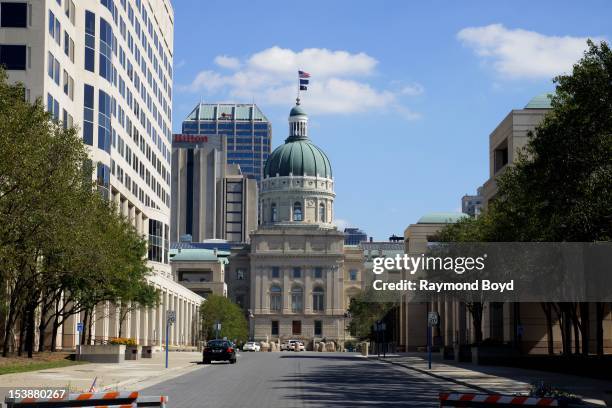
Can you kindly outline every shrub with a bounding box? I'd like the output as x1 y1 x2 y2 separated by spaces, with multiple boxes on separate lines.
109 337 137 346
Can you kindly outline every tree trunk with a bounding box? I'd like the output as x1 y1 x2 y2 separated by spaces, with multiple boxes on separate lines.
579 303 590 356
562 305 572 356
81 310 89 346
2 299 16 357
572 314 580 355
17 310 27 356
470 303 483 344
51 314 60 352
541 303 554 355
87 309 94 344
25 301 36 358
596 302 604 357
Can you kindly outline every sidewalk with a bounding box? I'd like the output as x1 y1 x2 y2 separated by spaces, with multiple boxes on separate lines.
0 351 203 401
375 352 612 407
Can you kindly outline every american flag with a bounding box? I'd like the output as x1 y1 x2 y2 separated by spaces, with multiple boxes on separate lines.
298 70 311 78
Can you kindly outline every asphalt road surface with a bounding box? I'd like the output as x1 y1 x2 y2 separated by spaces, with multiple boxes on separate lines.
141 351 472 407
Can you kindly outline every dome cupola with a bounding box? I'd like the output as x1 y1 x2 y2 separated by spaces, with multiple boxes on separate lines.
260 100 335 227
264 101 332 179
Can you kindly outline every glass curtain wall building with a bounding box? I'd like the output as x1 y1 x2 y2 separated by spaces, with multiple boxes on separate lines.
181 103 272 182
0 0 202 350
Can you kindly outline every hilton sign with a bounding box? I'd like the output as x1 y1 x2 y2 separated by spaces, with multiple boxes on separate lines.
173 134 209 144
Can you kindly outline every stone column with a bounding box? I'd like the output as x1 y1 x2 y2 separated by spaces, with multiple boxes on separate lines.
140 307 148 345
305 266 312 313
283 267 290 313
178 298 183 345
130 306 140 343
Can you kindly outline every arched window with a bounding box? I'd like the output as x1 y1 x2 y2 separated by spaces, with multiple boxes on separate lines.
271 203 278 222
312 287 325 312
319 203 326 222
291 286 303 312
293 201 302 221
270 286 282 311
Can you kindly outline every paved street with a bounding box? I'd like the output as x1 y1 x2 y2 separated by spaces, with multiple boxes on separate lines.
140 352 475 407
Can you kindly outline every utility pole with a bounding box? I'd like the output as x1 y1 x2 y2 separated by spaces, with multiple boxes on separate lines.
166 310 176 369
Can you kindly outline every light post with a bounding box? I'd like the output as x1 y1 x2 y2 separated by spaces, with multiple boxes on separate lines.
343 312 351 351
165 310 176 369
248 309 254 341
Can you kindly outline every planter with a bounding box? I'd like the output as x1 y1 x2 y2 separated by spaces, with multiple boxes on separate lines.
454 345 472 362
360 342 369 357
471 345 519 365
141 345 153 358
78 344 125 363
440 346 454 360
125 345 142 360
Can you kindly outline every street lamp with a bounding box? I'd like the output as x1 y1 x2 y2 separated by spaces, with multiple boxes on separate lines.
343 311 351 351
248 309 254 341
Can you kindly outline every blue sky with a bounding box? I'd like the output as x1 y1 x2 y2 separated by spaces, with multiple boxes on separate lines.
171 0 611 240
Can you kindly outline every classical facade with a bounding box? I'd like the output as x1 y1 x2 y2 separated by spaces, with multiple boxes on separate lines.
248 102 361 347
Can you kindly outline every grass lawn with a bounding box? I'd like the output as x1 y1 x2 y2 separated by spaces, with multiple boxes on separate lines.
0 352 87 375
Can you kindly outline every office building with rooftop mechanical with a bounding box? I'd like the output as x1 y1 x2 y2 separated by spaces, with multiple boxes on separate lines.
181 103 272 182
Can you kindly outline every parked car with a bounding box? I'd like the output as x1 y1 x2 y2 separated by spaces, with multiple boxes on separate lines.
203 339 237 364
280 341 291 351
288 340 305 351
243 341 261 352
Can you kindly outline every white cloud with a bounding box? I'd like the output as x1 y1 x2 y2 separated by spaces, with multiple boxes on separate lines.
247 46 377 78
399 83 424 96
175 59 186 69
333 218 351 231
457 24 601 79
181 46 420 118
214 55 241 70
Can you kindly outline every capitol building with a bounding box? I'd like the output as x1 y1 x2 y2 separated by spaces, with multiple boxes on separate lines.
248 102 363 345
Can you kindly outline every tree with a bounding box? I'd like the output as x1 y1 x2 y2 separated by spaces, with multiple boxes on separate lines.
200 295 247 343
436 41 612 354
347 290 396 341
0 67 158 356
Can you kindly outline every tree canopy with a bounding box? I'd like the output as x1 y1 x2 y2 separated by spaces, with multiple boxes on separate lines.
200 295 248 343
0 68 157 356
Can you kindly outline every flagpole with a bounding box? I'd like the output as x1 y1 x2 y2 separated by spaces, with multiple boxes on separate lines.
296 71 301 105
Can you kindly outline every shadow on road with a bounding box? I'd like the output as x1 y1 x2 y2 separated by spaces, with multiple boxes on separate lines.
274 356 447 407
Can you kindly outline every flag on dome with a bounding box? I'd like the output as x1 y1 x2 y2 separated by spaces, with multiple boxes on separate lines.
298 70 310 91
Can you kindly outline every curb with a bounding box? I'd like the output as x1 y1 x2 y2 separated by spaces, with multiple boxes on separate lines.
101 363 203 391
374 357 494 394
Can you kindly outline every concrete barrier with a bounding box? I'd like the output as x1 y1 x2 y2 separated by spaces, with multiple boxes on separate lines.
5 391 168 408
439 392 563 407
78 344 125 363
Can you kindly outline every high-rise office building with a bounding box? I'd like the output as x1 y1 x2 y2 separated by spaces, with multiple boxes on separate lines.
181 103 272 182
171 133 258 243
461 187 483 217
0 0 201 349
344 227 368 245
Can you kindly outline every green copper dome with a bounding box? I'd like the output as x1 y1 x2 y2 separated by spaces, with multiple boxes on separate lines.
417 212 468 224
289 105 307 117
265 103 332 179
264 139 332 178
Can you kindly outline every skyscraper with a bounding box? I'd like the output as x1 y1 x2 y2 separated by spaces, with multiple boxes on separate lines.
344 227 368 245
181 103 272 182
170 133 258 243
0 0 201 349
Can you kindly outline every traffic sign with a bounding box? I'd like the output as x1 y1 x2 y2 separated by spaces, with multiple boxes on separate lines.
166 310 176 324
428 312 440 327
77 322 84 333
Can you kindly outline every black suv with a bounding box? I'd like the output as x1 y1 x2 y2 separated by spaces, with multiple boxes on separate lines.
203 339 237 364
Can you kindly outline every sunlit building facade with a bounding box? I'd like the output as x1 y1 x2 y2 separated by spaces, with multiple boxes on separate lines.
0 0 202 350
